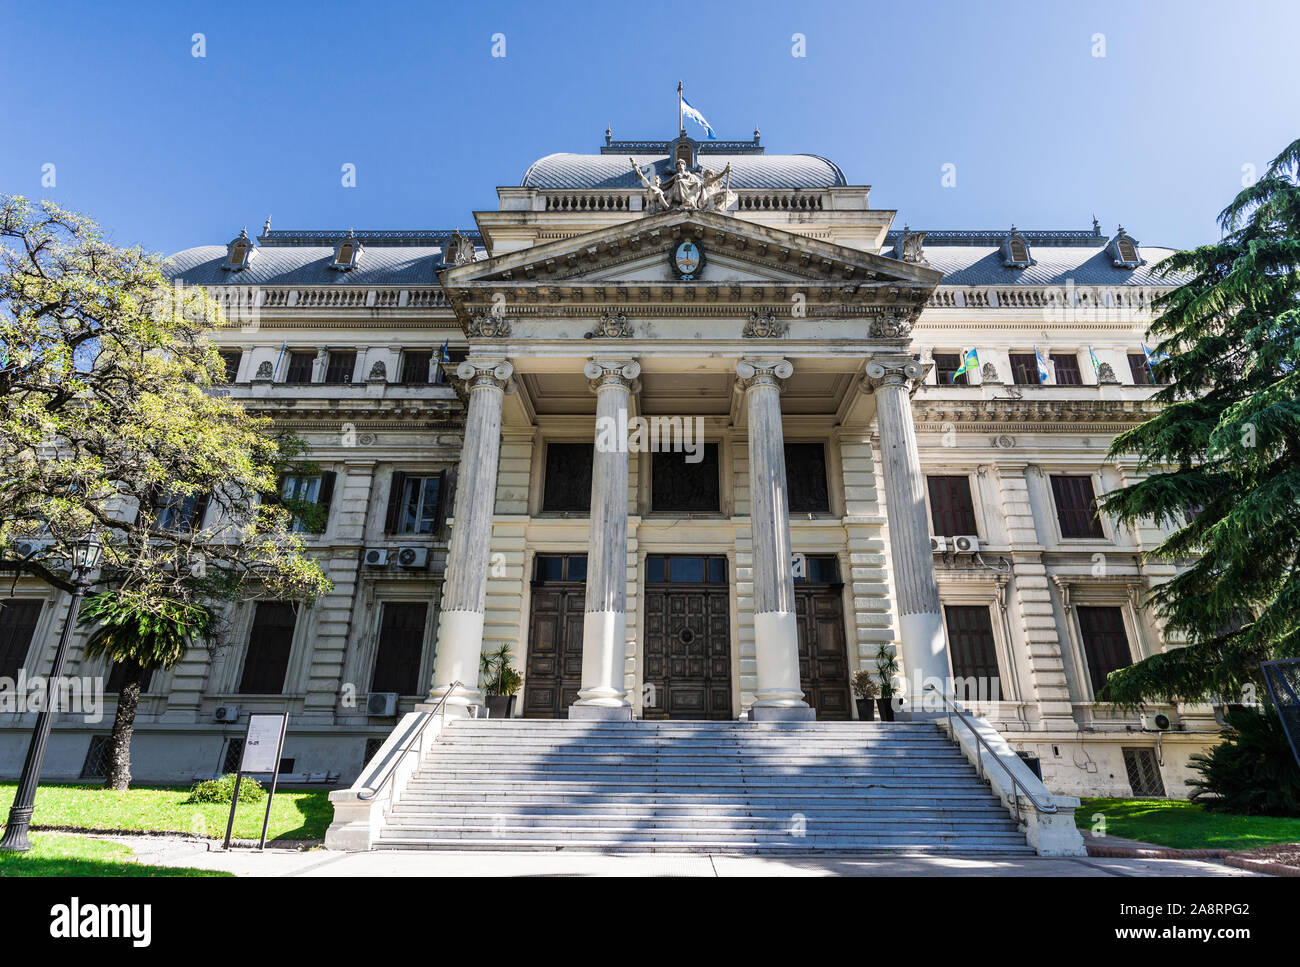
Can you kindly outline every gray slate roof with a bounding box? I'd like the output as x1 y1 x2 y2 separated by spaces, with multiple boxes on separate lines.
521 153 848 190
902 244 1179 286
166 244 462 287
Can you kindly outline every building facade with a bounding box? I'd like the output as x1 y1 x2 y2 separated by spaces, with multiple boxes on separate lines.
0 130 1221 798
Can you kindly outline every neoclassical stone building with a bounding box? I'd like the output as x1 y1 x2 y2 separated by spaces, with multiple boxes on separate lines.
0 129 1221 799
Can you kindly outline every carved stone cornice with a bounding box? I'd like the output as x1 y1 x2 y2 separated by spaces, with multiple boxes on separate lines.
743 311 787 338
584 358 640 393
868 309 916 339
735 357 793 391
456 359 513 392
912 397 1161 428
585 311 634 339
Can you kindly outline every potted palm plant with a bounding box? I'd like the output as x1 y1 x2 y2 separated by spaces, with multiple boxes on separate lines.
874 644 900 722
480 643 523 718
851 670 878 721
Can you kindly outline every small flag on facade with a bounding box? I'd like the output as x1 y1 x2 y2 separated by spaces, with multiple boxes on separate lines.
1035 348 1051 384
952 348 979 383
440 339 451 363
1088 346 1102 375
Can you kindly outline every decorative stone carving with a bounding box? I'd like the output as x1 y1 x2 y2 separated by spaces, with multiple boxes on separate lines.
366 360 387 382
981 361 1003 384
869 310 913 339
455 359 514 391
735 357 794 390
445 231 476 266
896 225 928 265
466 309 511 338
1097 361 1119 384
583 357 640 392
630 157 735 212
743 311 787 339
863 358 926 392
585 312 634 339
253 360 274 381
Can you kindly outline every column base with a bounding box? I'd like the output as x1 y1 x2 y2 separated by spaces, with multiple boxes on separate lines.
750 705 817 722
568 704 634 721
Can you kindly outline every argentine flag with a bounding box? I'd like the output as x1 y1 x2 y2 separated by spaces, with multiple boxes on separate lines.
681 96 716 140
1035 348 1051 384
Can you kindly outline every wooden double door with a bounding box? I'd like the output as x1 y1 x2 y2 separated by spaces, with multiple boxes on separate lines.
794 555 852 719
522 555 586 718
643 555 733 720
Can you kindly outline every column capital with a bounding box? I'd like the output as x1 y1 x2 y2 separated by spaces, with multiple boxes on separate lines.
584 357 640 392
736 357 793 391
862 357 925 393
456 358 513 391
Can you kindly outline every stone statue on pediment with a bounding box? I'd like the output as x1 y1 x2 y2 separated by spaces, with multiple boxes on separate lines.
630 159 671 214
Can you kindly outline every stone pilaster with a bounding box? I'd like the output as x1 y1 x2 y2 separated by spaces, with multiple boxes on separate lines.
865 357 950 708
572 358 639 719
427 359 512 712
736 358 813 720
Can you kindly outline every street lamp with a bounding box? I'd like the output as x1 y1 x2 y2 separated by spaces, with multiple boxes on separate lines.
0 537 104 852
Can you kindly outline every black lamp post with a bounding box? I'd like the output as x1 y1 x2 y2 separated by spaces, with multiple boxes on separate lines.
0 538 103 852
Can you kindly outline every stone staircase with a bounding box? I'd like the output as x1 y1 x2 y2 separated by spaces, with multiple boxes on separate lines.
374 719 1035 853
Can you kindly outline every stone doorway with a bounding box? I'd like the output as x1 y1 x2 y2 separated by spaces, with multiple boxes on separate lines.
642 554 733 720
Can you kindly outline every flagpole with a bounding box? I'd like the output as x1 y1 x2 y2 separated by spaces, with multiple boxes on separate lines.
677 81 683 136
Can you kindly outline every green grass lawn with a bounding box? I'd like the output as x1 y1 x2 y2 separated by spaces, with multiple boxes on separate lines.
0 833 230 877
1079 797 1300 851
0 782 333 842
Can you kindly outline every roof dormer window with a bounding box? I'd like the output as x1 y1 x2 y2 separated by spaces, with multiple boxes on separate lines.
330 230 362 271
1000 226 1034 268
1107 226 1143 268
223 228 256 271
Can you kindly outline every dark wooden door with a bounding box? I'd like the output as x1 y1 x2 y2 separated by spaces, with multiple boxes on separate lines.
796 587 852 719
644 586 732 719
523 585 585 718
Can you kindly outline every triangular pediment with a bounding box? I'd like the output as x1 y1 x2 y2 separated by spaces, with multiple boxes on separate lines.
440 208 940 290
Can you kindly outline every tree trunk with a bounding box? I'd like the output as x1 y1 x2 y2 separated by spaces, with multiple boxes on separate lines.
104 664 146 791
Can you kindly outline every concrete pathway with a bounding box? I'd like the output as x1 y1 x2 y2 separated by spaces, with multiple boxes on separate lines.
109 835 1265 877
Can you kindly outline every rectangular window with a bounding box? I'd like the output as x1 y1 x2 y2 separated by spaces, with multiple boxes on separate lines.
1122 747 1167 796
238 602 299 694
1076 605 1133 696
651 443 720 513
285 351 315 384
932 352 968 385
218 350 242 383
785 442 830 514
1129 354 1156 385
385 473 444 535
371 602 428 695
324 351 357 385
0 599 43 681
279 472 336 534
927 475 978 536
1008 353 1040 385
156 492 210 533
541 443 594 513
1051 353 1082 385
401 351 433 385
1050 475 1105 539
943 605 1001 698
645 555 728 584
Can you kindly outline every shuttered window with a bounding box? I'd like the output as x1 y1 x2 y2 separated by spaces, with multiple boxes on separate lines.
943 605 1001 697
927 475 978 536
933 353 968 385
238 602 299 694
285 351 315 384
324 351 357 385
370 602 428 695
401 351 432 385
1051 353 1082 385
0 599 43 681
1076 606 1133 696
384 472 447 535
1008 353 1040 385
1050 475 1105 539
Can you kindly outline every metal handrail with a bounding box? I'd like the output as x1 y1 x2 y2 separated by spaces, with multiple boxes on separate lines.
923 684 1058 820
357 681 461 802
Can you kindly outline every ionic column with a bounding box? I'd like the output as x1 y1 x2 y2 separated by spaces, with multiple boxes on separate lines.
865 357 950 709
428 359 513 713
571 358 640 720
737 358 814 721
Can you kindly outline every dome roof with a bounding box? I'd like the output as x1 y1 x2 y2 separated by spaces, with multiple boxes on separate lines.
522 152 848 191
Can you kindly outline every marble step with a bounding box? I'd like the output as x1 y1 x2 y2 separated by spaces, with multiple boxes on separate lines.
385 812 1022 832
373 835 1037 854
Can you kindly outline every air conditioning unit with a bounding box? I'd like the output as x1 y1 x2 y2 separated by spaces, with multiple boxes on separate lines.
15 538 55 558
366 692 399 717
214 705 240 724
1142 712 1172 731
952 535 981 554
363 548 389 567
395 546 429 569
929 536 948 553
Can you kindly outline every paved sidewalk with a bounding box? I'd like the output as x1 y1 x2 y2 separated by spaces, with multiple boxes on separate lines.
110 835 1266 877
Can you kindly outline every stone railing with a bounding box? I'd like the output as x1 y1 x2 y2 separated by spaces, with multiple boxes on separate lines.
736 191 827 212
544 192 634 212
209 286 452 315
926 286 1173 311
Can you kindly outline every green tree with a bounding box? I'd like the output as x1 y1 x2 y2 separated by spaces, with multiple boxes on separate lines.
1098 137 1300 708
0 196 332 786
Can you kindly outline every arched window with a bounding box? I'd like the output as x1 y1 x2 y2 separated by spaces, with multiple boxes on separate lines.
330 231 362 270
1000 226 1033 268
222 228 256 271
1107 227 1142 268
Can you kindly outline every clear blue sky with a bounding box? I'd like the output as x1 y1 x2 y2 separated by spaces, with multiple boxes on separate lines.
3 0 1296 254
